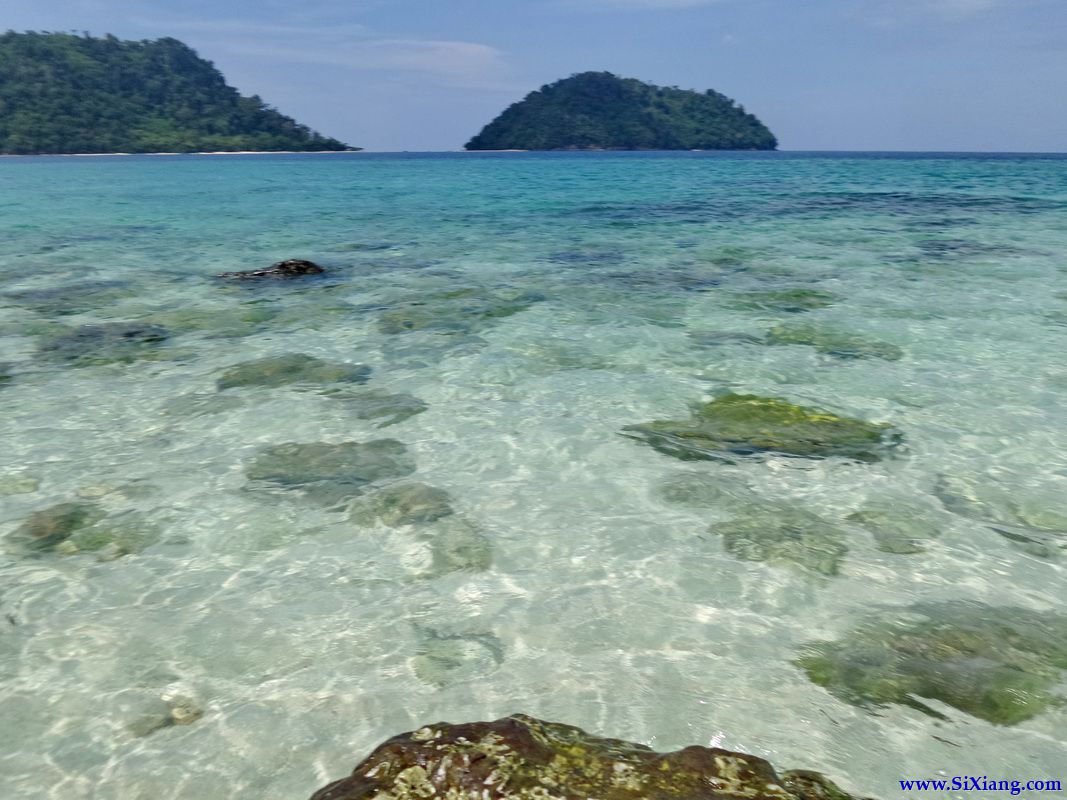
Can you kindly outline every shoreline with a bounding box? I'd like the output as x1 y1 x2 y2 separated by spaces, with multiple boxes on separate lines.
0 150 363 158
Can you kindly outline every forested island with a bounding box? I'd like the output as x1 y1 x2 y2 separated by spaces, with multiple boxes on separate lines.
0 32 354 155
466 71 777 151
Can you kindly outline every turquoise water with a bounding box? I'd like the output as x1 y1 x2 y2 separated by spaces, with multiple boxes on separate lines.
1 151 1066 799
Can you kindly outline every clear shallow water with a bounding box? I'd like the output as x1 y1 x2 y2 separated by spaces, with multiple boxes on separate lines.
1 151 1066 799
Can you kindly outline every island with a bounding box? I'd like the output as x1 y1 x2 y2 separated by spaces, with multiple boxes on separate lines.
465 71 777 152
0 32 355 155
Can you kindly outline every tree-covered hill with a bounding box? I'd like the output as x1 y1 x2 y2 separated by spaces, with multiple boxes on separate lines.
0 31 355 154
465 72 777 151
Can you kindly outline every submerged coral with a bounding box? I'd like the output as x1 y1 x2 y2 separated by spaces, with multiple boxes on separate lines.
37 322 171 367
766 324 903 361
350 483 454 527
934 474 1067 559
729 288 839 313
797 602 1067 725
244 440 416 505
323 388 428 427
623 393 899 462
217 354 371 390
846 499 943 555
411 627 503 688
2 281 134 316
146 304 280 339
5 502 104 553
714 506 849 576
427 517 493 574
5 502 157 560
310 714 866 800
377 288 545 335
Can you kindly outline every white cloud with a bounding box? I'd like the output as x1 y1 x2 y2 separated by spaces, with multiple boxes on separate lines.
224 38 514 90
131 14 513 90
856 0 1019 25
558 0 726 9
130 19 372 38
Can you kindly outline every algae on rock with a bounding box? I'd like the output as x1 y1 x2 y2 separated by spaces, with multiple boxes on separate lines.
217 354 371 390
623 393 898 463
309 714 867 800
796 602 1067 725
766 324 903 361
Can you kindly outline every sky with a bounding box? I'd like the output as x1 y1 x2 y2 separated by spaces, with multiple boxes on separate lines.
3 0 1065 151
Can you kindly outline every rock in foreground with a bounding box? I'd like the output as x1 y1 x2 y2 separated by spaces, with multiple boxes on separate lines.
310 714 866 800
218 259 326 280
623 394 899 463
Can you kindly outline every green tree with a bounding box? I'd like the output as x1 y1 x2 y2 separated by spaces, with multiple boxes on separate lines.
0 31 357 154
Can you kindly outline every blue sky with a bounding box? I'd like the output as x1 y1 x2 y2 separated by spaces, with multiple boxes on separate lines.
4 0 1065 151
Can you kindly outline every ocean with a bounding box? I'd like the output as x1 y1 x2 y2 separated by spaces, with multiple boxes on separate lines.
1 151 1066 799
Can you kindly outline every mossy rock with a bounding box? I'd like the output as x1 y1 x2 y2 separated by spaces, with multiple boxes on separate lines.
309 714 868 800
766 324 903 361
350 483 454 527
847 501 942 555
323 388 428 427
623 394 899 463
217 354 371 390
377 289 545 335
5 502 104 554
714 506 848 576
796 602 1067 725
729 288 838 313
36 322 171 367
2 281 134 316
245 440 416 504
